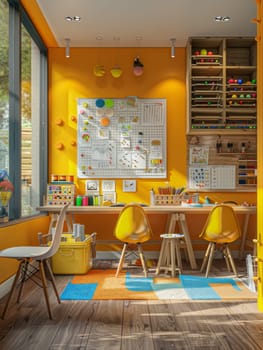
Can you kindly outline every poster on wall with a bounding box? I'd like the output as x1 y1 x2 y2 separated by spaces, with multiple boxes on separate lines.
77 97 167 178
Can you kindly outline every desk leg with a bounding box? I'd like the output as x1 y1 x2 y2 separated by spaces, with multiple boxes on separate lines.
239 213 250 260
48 213 72 234
178 213 197 269
166 212 197 270
65 214 73 233
48 214 58 234
166 213 180 233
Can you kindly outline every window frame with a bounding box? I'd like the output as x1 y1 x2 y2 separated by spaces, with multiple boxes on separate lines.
7 0 48 220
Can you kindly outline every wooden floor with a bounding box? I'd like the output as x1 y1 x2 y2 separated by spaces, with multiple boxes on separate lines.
1 261 263 350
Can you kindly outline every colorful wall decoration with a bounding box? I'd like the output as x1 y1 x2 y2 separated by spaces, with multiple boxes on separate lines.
77 97 166 178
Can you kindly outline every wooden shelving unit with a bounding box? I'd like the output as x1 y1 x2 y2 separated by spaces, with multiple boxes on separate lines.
186 37 257 192
187 37 257 133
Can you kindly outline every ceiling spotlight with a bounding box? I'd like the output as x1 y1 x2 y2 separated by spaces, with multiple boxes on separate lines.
65 38 70 58
170 38 176 58
65 15 81 22
214 16 231 22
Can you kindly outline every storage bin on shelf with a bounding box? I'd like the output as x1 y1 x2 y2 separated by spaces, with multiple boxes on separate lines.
51 233 96 274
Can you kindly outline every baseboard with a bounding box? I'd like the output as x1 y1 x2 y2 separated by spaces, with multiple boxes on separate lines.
95 250 244 260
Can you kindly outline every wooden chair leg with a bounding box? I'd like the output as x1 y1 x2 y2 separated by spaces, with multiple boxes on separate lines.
222 245 231 272
205 243 215 278
137 244 148 278
115 243 127 277
1 260 24 320
225 245 238 277
170 239 176 277
44 259 61 303
38 260 52 319
17 259 29 303
175 239 183 273
200 243 212 273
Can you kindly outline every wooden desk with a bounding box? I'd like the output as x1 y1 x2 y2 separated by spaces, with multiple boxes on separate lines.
37 205 256 269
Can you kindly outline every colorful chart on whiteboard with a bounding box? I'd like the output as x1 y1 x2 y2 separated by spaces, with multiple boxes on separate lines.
77 97 167 178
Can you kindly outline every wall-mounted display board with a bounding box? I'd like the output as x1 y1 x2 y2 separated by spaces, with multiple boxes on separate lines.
77 98 166 178
189 165 236 190
187 134 257 192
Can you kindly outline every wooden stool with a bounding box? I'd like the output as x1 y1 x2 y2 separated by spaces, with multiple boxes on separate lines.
156 233 184 277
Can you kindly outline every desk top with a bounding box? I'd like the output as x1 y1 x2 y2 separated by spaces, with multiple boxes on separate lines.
37 205 256 215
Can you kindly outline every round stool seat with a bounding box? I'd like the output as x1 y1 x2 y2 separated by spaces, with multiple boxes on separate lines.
156 233 184 277
160 233 184 239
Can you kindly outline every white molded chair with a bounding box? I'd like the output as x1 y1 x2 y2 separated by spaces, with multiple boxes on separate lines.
0 203 69 319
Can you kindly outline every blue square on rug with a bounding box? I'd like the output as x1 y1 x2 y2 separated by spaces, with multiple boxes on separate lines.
60 282 97 300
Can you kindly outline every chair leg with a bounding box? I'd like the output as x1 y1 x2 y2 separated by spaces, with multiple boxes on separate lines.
225 245 238 277
16 259 30 303
1 260 24 320
200 243 212 273
38 260 52 319
175 239 183 273
205 243 215 278
137 243 148 278
115 243 128 277
222 245 231 272
170 239 176 277
44 259 61 304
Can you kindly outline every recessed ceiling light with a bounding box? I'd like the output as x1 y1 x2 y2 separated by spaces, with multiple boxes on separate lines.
214 16 231 22
65 16 81 22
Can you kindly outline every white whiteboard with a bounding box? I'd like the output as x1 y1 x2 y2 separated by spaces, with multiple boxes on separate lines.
188 165 236 190
77 98 167 178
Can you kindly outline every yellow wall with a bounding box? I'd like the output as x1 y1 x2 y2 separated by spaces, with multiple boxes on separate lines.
48 47 188 197
48 47 257 204
0 216 50 283
48 47 257 250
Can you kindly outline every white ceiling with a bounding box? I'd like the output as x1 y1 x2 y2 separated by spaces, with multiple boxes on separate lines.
36 0 257 48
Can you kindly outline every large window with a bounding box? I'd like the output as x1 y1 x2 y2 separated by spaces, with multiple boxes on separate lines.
0 0 9 171
20 24 42 216
0 0 48 221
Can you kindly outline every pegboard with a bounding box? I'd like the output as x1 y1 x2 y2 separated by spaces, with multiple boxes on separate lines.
77 97 166 178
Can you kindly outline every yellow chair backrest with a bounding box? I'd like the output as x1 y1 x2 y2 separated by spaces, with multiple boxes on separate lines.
199 204 241 243
114 204 153 244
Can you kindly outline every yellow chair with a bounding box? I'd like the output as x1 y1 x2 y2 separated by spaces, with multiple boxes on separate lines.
0 203 69 319
114 203 153 277
199 204 241 277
